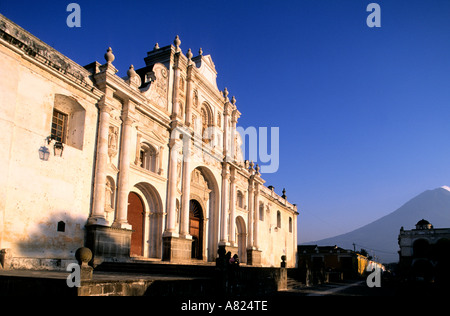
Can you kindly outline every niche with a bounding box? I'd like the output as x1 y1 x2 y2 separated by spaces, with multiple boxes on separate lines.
57 221 66 232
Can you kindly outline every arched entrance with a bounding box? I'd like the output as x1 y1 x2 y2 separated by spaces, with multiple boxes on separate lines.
413 239 430 258
127 192 144 257
236 216 247 264
190 166 220 262
190 200 204 259
133 182 164 259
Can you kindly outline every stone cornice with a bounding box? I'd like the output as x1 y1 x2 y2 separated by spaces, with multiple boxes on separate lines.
0 14 101 98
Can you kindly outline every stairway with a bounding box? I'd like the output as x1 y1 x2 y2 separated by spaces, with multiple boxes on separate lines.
286 276 305 290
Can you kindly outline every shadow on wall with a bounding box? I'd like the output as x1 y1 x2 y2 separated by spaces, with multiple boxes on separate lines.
4 212 88 270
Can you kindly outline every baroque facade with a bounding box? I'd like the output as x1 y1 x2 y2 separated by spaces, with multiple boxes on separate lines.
0 14 298 270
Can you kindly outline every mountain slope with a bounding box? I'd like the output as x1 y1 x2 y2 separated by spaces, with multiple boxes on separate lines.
305 187 450 263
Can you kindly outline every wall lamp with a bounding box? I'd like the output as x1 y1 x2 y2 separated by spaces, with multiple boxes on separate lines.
38 146 51 161
46 136 65 157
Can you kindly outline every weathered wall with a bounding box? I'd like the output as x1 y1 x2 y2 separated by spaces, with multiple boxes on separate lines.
0 17 102 269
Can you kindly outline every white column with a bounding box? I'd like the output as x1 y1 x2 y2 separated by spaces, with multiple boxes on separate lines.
180 133 192 237
165 133 181 236
113 114 134 230
229 168 236 246
253 182 260 249
185 64 193 127
223 104 230 160
247 182 254 248
220 164 230 244
171 54 180 120
231 109 240 161
89 100 111 226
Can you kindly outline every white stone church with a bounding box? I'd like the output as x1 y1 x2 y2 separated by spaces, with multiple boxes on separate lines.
0 14 298 270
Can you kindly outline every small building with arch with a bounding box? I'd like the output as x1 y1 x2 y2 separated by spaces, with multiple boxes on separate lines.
398 219 450 283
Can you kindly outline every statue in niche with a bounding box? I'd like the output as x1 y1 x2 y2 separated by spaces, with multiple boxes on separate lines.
108 126 118 162
192 113 197 133
179 77 185 92
104 179 115 223
177 160 182 188
175 199 180 224
178 101 184 119
105 180 114 210
193 90 198 108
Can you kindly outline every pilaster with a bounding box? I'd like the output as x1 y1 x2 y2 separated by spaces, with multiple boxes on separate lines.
89 97 112 226
219 163 230 245
112 103 135 230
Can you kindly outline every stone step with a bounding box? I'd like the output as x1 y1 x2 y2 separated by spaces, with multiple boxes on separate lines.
286 276 305 290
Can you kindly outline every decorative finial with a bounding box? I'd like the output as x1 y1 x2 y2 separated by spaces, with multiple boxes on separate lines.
231 96 236 105
199 47 203 56
255 164 260 175
104 47 115 64
223 87 229 101
154 43 160 50
282 188 287 199
186 48 193 60
174 35 181 49
249 160 254 171
127 65 137 78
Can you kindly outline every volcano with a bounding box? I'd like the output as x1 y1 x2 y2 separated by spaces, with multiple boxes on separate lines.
305 187 450 263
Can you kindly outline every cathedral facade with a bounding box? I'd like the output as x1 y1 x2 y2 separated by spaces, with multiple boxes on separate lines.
0 14 298 270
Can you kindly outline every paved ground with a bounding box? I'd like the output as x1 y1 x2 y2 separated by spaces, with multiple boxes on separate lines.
280 279 397 296
2 269 449 297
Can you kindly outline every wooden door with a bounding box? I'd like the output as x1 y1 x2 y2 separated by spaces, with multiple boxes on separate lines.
127 192 144 257
189 200 203 259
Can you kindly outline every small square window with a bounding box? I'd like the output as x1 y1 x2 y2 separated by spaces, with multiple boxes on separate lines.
51 109 67 143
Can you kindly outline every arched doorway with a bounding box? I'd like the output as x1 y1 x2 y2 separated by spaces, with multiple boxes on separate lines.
236 216 247 264
190 166 220 262
413 239 430 258
190 200 203 259
133 182 164 259
127 192 144 257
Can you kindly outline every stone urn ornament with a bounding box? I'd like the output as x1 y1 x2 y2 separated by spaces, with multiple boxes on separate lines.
75 247 93 280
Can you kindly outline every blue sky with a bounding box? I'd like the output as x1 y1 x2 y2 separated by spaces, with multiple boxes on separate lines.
2 0 450 243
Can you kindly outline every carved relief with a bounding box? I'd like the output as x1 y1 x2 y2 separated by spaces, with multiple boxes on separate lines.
143 63 169 110
191 169 211 202
192 169 208 188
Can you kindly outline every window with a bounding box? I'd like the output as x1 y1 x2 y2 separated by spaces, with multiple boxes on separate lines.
52 94 86 150
237 191 244 208
200 102 213 144
259 203 264 221
57 221 66 232
277 211 281 228
139 143 157 173
51 109 67 143
289 217 292 233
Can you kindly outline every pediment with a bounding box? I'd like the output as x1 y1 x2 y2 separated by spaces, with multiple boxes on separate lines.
193 55 218 90
136 125 166 144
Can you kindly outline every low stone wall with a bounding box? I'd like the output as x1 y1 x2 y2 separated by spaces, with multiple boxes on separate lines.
0 261 287 296
0 274 78 296
231 266 287 295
